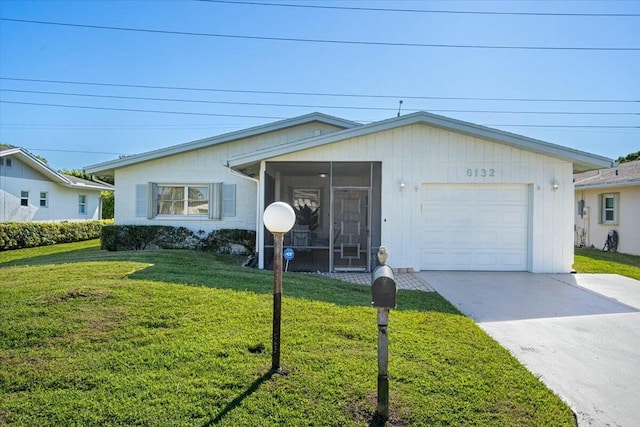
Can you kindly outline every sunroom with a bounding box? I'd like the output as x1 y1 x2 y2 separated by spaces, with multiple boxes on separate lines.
262 161 382 272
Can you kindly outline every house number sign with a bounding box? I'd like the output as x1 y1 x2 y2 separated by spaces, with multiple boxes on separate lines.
466 168 496 178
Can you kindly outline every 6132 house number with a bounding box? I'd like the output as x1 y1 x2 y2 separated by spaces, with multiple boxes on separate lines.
467 168 495 177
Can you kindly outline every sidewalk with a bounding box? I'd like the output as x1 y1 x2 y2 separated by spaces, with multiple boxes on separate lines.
321 271 435 292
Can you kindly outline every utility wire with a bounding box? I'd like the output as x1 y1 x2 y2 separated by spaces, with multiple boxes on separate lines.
2 77 636 104
2 100 638 129
3 88 638 117
0 100 288 119
199 0 640 17
1 17 638 51
3 89 638 116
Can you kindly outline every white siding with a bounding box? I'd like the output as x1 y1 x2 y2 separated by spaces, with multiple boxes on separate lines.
575 185 640 256
0 156 103 222
112 122 342 233
270 123 575 273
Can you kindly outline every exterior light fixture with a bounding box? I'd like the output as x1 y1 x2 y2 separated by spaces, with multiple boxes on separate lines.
263 201 296 374
399 180 406 190
318 173 328 178
552 180 559 192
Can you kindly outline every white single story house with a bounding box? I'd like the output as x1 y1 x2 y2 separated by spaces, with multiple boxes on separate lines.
1 146 113 222
85 111 612 273
574 160 640 256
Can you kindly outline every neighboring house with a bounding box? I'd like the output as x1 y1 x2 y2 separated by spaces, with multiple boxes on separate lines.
574 160 640 256
85 111 612 273
0 146 113 222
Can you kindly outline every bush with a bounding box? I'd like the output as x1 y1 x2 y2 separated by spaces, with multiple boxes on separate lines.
0 220 111 251
201 229 256 254
100 225 255 254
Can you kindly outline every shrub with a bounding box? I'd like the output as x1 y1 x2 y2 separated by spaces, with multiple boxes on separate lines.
0 220 110 251
100 225 255 254
201 229 256 254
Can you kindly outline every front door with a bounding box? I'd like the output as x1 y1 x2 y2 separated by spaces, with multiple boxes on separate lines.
332 188 370 271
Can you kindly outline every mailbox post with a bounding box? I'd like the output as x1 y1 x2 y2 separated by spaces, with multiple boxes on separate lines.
371 248 397 422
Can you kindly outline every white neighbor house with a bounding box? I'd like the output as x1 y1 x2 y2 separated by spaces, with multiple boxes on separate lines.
85 112 612 273
1 146 113 222
574 160 640 256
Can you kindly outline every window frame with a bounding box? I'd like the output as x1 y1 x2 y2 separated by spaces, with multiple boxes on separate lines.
600 193 619 225
40 191 48 208
20 190 29 207
78 194 87 215
155 184 211 218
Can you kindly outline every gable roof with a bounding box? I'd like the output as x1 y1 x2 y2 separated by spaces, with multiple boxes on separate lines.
228 111 613 173
84 112 360 175
574 159 640 189
1 146 113 191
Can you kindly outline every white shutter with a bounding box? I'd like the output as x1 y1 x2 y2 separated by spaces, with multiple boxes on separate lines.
223 184 236 217
135 184 147 217
148 182 158 219
209 183 223 220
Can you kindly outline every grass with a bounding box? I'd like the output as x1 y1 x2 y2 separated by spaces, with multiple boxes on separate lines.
574 247 640 280
0 240 575 426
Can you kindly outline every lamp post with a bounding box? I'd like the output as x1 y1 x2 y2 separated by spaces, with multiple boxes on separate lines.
263 201 296 374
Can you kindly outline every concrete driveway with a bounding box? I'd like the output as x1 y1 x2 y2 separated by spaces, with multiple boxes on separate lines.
419 272 640 427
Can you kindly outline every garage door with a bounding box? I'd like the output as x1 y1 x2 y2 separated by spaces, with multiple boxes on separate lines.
421 184 529 271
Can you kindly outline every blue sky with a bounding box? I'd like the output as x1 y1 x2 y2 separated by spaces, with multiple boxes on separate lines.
0 0 638 171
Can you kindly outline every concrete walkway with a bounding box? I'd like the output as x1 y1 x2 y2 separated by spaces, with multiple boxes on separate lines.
420 271 640 427
321 271 435 292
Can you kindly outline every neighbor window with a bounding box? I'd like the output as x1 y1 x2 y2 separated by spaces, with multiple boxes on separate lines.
0 158 11 167
599 193 619 224
20 191 29 207
78 195 87 214
157 185 209 216
40 192 48 207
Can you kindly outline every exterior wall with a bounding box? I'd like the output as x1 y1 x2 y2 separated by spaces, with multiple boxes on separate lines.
0 156 102 222
575 185 640 256
113 122 341 234
269 123 575 273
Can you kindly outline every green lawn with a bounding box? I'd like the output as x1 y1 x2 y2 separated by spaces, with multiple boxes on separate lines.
574 247 640 280
0 241 574 426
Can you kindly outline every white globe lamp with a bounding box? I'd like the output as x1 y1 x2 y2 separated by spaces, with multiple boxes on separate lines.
263 202 296 234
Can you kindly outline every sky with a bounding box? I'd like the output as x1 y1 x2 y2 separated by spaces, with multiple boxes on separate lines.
0 0 638 172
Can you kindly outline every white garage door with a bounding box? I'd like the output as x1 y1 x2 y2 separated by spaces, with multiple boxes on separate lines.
421 184 529 271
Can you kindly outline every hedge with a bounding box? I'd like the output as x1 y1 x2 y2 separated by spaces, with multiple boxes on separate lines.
101 225 256 254
0 220 112 251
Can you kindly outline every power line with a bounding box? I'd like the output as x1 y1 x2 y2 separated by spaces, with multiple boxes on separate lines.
2 77 636 104
200 0 640 17
2 17 639 51
2 100 638 130
0 100 288 119
3 88 638 116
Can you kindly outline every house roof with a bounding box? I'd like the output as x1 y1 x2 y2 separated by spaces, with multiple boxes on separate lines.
574 159 640 189
84 112 360 175
1 146 114 191
228 111 613 173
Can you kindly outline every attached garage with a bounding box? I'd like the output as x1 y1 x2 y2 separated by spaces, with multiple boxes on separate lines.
421 184 530 271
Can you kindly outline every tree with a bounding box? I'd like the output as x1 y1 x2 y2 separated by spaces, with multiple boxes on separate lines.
616 151 640 164
60 169 114 185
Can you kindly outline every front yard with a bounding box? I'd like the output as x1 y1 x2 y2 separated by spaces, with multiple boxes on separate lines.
1 240 574 426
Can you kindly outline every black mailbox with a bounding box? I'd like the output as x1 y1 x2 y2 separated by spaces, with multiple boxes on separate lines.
372 265 397 308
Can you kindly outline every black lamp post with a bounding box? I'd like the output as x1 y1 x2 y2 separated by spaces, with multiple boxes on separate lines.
263 201 296 373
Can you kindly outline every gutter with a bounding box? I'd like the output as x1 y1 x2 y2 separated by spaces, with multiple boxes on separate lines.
226 163 260 254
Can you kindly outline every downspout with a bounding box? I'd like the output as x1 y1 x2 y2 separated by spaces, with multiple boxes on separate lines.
226 163 260 255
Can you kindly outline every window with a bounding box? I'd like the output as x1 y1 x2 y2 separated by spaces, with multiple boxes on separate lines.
600 193 619 224
79 195 87 214
20 191 29 207
40 192 48 207
157 185 209 216
139 182 233 220
0 158 11 167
